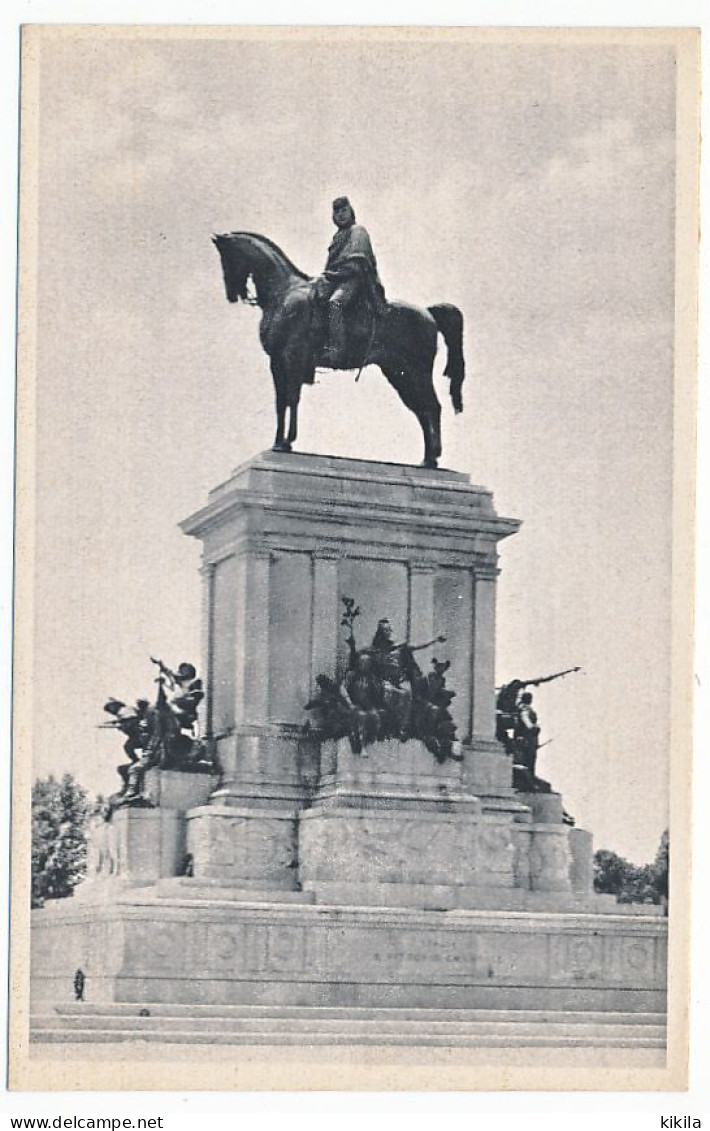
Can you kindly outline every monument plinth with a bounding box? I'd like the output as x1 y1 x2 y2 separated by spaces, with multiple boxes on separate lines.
31 452 668 1042
177 451 522 895
181 450 519 779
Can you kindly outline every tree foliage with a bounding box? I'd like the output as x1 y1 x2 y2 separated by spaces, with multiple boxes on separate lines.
593 829 669 909
31 773 92 907
652 828 669 901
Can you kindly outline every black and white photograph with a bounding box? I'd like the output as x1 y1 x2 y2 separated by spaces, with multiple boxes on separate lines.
8 23 699 1093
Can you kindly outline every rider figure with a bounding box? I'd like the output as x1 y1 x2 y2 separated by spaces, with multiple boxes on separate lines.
318 196 386 363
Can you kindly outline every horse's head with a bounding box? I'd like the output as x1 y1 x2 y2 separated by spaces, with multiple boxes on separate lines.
213 231 310 309
212 233 253 304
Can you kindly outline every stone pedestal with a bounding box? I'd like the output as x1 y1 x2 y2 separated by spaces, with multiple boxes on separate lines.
180 451 520 810
31 898 668 1015
80 807 184 894
179 450 521 892
315 736 473 809
463 740 516 796
30 452 668 1037
529 825 573 893
298 737 519 908
569 828 595 893
187 805 299 890
164 454 605 912
79 770 221 897
143 768 218 811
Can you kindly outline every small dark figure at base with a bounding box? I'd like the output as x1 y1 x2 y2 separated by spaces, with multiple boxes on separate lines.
73 969 85 1002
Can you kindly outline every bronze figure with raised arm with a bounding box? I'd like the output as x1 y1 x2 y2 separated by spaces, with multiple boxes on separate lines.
495 666 581 744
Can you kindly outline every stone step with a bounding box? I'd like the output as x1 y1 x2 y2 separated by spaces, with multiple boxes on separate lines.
32 1005 666 1048
52 1003 666 1025
30 1023 667 1049
38 1013 665 1038
154 879 315 904
299 881 625 913
115 881 657 916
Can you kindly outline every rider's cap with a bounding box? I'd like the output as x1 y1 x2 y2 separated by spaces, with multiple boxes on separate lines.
176 662 197 681
332 196 353 211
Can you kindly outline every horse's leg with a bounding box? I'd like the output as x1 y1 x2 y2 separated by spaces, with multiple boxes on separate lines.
425 398 442 467
412 374 442 468
283 340 314 450
381 363 442 468
271 361 290 452
286 392 300 446
274 395 288 451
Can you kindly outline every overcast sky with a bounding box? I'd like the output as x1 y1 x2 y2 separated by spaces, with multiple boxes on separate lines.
27 29 679 862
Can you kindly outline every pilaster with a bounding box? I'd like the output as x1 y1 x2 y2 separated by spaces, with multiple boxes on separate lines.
200 560 216 739
234 542 271 725
310 546 340 692
471 565 499 743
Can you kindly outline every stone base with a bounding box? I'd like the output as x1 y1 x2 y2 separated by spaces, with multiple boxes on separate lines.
298 880 637 914
143 768 219 811
79 808 189 895
31 1002 667 1051
187 805 300 889
299 807 517 894
297 738 525 899
210 725 318 808
569 828 595 892
463 740 517 797
30 894 668 1017
81 770 222 896
316 737 472 809
155 878 315 904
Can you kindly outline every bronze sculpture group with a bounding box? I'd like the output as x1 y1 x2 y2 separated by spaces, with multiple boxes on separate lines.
100 648 579 821
306 597 462 763
101 657 212 810
213 195 465 468
496 668 580 813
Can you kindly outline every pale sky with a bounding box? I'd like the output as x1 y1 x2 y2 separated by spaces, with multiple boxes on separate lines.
28 30 678 862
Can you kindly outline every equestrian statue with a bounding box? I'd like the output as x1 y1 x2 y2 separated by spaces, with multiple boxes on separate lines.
213 196 465 468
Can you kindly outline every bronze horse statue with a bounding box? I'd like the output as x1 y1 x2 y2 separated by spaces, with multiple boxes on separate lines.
213 231 465 468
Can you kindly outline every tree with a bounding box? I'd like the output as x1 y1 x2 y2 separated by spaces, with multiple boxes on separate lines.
31 773 92 907
593 849 631 898
652 828 669 904
593 829 669 910
616 862 658 905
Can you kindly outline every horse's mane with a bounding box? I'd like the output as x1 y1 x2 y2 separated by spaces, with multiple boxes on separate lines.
221 231 311 281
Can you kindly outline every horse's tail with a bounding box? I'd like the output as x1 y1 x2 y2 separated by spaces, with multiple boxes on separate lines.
428 303 465 414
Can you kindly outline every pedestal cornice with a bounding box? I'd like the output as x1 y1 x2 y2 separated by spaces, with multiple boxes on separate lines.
181 450 521 549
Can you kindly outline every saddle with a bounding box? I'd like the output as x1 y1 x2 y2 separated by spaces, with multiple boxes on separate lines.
309 278 386 370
